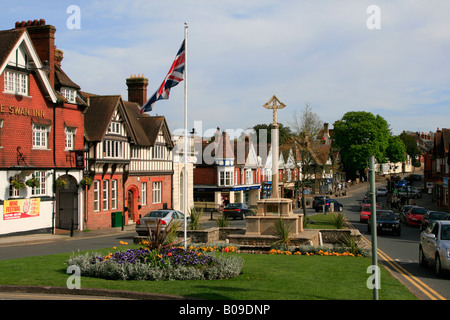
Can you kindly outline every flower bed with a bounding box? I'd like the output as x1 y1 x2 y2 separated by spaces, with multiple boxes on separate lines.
67 245 243 281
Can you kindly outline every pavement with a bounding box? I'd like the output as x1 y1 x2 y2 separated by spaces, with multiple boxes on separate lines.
0 224 137 247
0 180 374 247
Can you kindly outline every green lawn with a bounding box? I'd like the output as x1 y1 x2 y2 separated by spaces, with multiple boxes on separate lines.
304 213 340 229
0 247 417 300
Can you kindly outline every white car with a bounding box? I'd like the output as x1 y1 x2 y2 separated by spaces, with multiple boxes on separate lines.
419 220 450 276
135 210 189 236
376 187 388 196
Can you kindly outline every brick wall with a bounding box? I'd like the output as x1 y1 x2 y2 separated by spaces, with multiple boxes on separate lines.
84 173 173 230
0 73 54 168
193 166 216 185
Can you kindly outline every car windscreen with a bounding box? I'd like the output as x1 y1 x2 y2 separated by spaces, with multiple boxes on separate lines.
376 212 396 221
226 203 243 209
412 208 427 215
145 211 169 218
429 212 448 220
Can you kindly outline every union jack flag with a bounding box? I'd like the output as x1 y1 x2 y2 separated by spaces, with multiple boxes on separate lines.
140 40 185 113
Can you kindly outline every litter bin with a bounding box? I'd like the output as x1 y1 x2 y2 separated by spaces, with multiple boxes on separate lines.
111 211 123 228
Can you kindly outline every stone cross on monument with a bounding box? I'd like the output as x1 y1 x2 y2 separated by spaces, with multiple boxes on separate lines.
263 95 286 199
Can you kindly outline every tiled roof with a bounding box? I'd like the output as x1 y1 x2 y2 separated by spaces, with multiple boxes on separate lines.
0 28 25 69
83 93 173 148
84 95 121 142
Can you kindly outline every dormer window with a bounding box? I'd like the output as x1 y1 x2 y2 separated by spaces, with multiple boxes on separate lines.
4 70 28 95
60 87 76 103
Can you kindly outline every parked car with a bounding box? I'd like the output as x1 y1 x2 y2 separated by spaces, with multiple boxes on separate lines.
405 207 428 227
367 210 401 236
419 221 450 276
399 205 419 223
376 187 388 197
420 211 449 231
312 195 330 209
397 180 408 188
397 186 422 199
315 199 343 212
135 210 188 236
223 203 254 220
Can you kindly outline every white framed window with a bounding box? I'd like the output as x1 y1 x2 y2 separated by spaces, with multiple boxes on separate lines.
31 171 46 196
102 140 123 158
9 174 20 198
93 180 100 212
102 180 109 210
152 145 165 159
246 169 253 184
107 121 121 135
152 181 162 204
219 170 233 186
65 127 77 150
4 70 28 95
141 182 147 205
131 146 140 159
60 87 76 103
111 179 117 210
32 124 50 149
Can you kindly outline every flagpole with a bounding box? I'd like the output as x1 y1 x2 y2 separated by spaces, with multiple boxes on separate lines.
183 22 188 249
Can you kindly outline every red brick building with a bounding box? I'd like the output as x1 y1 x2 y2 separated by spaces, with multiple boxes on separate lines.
83 75 174 230
0 20 86 236
424 128 449 209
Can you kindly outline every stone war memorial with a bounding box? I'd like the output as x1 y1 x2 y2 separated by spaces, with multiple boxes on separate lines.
229 95 319 247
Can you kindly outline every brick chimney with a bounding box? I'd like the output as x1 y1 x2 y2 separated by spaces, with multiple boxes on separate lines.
15 19 56 88
126 74 149 106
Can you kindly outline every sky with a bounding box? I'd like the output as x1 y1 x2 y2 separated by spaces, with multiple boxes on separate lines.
2 1 450 138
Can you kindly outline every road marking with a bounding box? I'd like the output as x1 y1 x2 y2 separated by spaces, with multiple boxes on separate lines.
359 233 446 300
345 219 446 300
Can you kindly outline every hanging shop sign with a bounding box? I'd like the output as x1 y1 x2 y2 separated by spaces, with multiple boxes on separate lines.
3 198 40 220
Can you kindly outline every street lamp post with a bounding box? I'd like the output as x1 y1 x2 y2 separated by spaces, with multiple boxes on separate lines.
369 155 379 300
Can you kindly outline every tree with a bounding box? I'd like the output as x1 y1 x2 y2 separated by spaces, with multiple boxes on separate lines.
287 102 323 139
333 111 391 178
386 135 407 163
250 123 292 146
399 131 420 163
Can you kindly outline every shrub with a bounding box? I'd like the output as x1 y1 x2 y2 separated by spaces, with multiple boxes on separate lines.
188 207 203 230
215 214 229 227
332 212 345 229
67 247 244 281
272 218 292 247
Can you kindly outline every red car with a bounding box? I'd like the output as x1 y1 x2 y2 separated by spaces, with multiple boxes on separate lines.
405 207 427 227
359 205 379 223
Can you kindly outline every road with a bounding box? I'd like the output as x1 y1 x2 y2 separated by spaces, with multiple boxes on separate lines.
337 183 449 300
0 182 448 300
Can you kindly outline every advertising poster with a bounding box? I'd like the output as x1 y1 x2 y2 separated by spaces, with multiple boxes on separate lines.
3 198 40 220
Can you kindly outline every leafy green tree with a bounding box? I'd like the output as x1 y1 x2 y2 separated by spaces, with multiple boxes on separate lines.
251 123 292 146
386 135 407 163
333 111 390 178
399 131 420 162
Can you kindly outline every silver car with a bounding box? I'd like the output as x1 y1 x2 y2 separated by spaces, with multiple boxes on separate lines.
419 220 450 276
135 210 189 236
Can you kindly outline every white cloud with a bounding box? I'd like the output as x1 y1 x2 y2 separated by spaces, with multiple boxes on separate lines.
1 0 449 135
